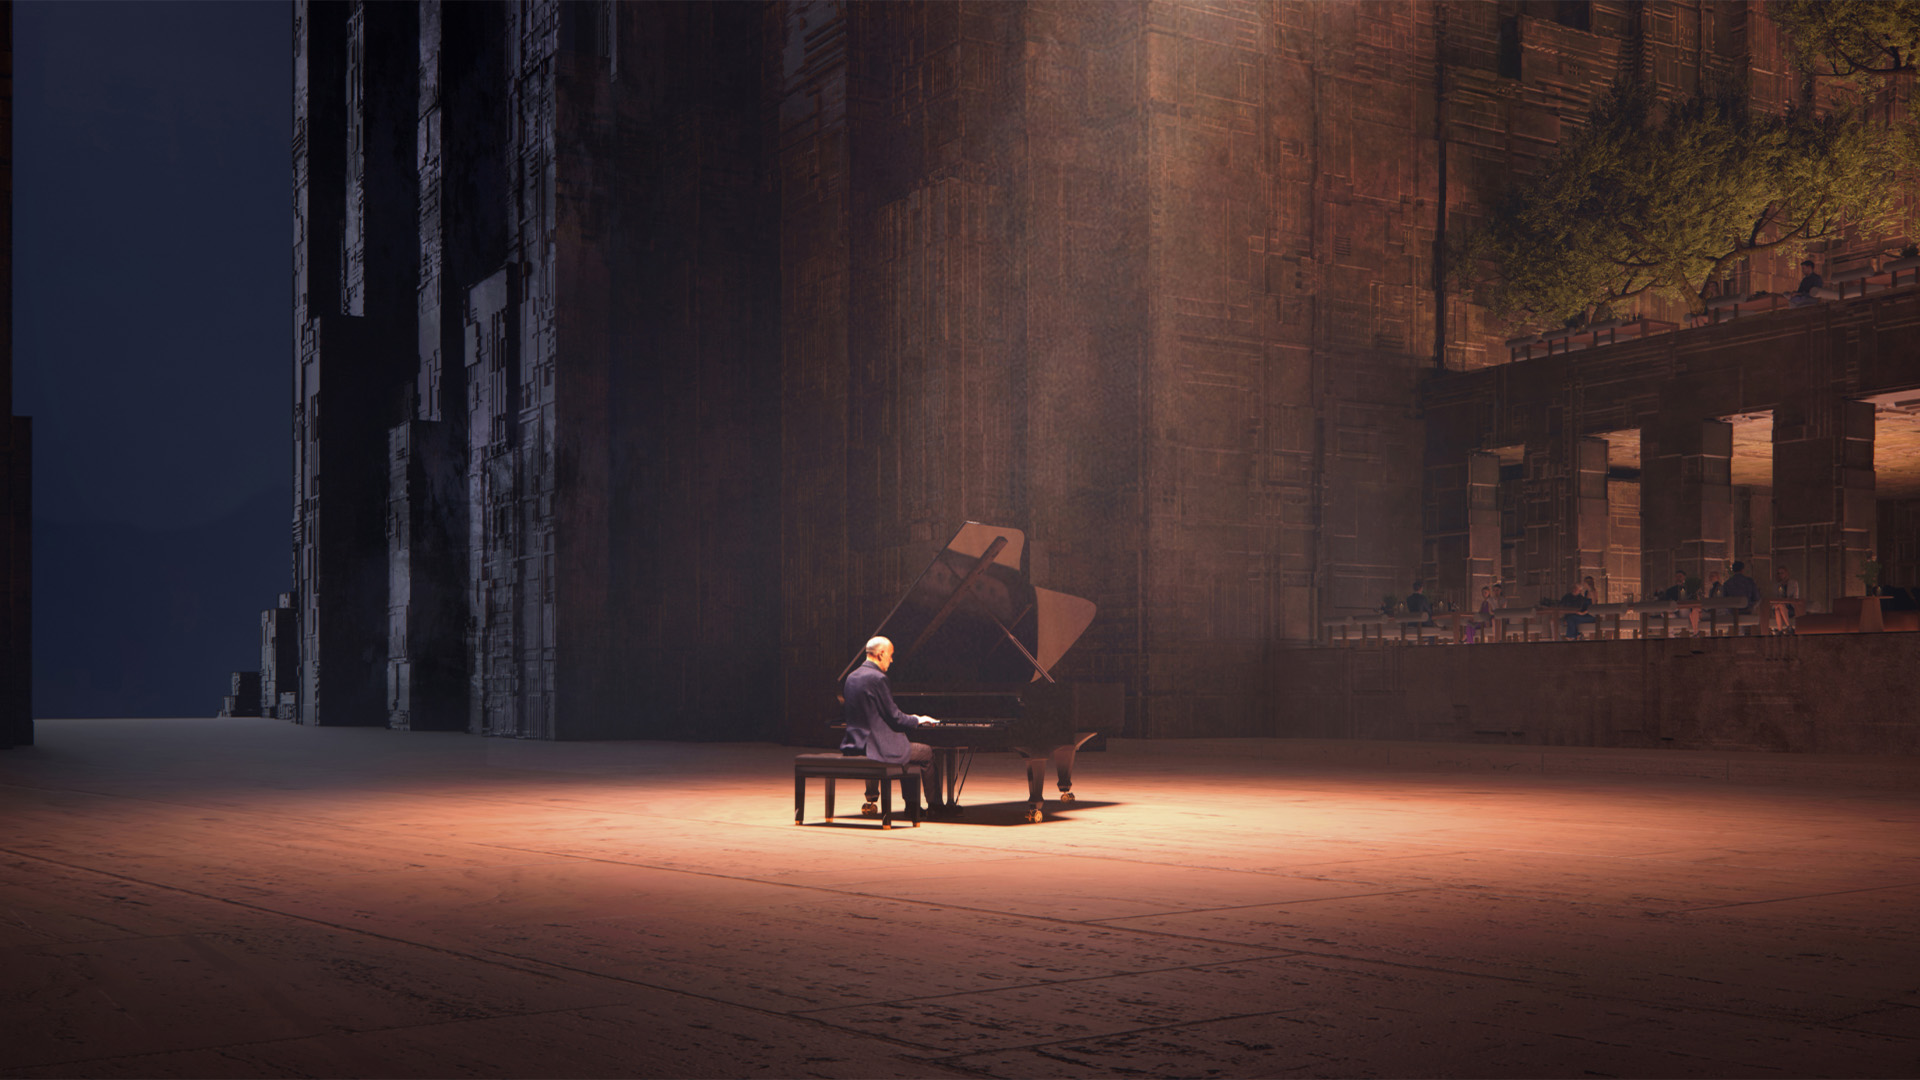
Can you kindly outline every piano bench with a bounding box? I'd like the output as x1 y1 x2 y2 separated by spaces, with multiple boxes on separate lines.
794 754 924 830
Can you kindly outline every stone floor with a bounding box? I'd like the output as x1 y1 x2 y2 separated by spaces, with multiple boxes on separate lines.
2 718 1918 1078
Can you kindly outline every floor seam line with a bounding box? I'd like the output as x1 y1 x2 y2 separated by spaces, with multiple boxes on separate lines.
460 840 1334 948
914 1006 1313 1062
0 845 964 1059
786 952 1316 1014
1664 880 1920 912
1081 886 1439 921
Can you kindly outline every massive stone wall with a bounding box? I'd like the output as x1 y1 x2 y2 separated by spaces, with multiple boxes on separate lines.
386 0 507 733
1423 290 1920 615
294 1 419 728
287 1 1909 743
775 1 1438 739
602 1 779 740
1277 633 1920 756
1435 2 1913 363
298 0 779 736
771 0 857 742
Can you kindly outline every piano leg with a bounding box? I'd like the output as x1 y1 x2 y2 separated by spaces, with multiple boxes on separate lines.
1053 733 1099 802
862 779 879 817
824 777 836 821
915 747 962 817
1024 757 1046 822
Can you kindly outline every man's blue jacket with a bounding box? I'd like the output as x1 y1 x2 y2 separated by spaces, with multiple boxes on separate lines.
841 659 925 765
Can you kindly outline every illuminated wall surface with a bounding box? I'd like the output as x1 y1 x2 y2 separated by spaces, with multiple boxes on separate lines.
286 1 1918 742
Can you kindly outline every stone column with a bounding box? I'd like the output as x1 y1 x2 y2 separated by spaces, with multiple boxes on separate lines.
1734 486 1772 583
1772 396 1875 614
1422 450 1499 610
1514 436 1607 600
1640 417 1733 590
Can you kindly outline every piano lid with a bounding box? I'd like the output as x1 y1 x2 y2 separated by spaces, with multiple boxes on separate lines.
850 523 1096 686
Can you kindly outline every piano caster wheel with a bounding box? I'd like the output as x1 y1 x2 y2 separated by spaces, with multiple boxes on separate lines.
861 802 878 817
1024 807 1043 823
1059 791 1076 802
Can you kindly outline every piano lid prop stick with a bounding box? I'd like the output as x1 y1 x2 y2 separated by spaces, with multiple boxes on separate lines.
987 609 1057 684
902 535 1008 660
978 603 1055 683
835 535 1010 684
980 604 1033 663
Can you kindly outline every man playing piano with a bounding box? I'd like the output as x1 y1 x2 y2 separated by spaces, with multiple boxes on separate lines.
842 636 943 815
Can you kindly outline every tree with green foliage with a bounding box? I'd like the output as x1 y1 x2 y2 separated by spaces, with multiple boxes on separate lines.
1455 80 1910 326
1770 0 1920 85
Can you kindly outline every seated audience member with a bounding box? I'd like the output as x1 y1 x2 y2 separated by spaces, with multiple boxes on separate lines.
1558 582 1596 640
1464 584 1495 643
1695 569 1727 634
1789 259 1823 306
1723 562 1761 626
1771 565 1801 634
1660 569 1702 635
1405 581 1435 626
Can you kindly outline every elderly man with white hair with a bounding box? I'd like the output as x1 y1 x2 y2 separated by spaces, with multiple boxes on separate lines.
841 635 942 815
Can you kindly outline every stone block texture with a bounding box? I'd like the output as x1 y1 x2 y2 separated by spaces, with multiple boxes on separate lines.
1278 633 1920 756
298 0 777 737
287 1 1917 742
1423 294 1920 616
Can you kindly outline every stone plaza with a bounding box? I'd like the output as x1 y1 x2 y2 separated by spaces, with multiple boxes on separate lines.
2 718 1916 1077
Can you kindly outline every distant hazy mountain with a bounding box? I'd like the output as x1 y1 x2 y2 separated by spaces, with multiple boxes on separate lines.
33 487 292 718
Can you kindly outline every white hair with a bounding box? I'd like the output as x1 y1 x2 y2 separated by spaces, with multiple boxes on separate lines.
864 636 892 656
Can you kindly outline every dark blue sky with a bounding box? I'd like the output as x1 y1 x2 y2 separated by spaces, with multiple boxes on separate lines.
16 2 292 715
16 0 289 529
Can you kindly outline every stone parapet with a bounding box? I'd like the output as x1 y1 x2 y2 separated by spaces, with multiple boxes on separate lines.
1129 735 1920 790
1275 631 1920 757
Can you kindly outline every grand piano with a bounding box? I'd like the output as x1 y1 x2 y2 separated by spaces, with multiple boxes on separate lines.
840 522 1122 822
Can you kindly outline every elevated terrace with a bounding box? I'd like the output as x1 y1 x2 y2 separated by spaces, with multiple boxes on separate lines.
1417 284 1920 617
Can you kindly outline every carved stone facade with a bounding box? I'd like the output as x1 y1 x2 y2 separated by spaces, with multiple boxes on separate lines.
296 0 775 738
287 1 1915 741
1422 292 1920 614
1279 632 1920 754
